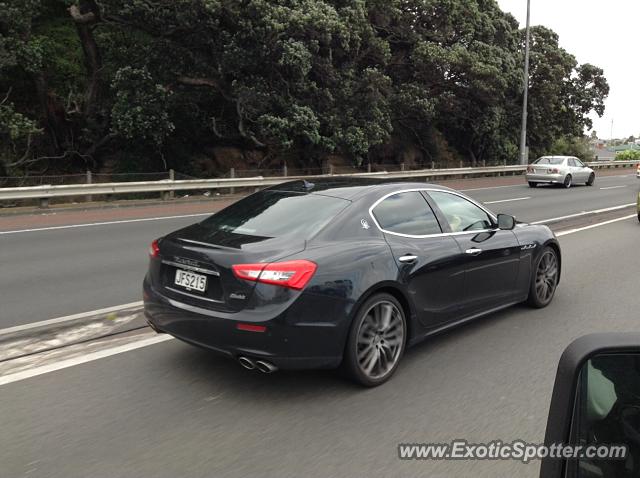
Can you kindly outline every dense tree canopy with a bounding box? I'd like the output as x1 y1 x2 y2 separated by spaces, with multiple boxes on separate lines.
0 0 609 176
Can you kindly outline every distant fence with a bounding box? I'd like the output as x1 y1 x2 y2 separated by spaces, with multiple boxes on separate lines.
0 160 637 209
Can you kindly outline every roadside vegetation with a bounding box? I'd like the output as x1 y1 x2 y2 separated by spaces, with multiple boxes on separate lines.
0 0 609 178
614 149 640 161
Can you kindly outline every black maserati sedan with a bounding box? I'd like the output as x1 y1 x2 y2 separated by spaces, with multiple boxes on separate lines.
143 178 561 386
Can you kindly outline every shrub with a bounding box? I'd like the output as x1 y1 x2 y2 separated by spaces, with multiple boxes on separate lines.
615 149 640 161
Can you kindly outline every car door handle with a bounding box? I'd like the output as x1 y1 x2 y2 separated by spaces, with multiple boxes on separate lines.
465 248 483 256
398 254 418 263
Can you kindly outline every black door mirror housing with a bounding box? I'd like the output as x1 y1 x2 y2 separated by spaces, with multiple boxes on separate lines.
497 214 516 230
541 333 640 478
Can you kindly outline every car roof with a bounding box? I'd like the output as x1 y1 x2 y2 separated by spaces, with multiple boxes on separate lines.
269 177 454 201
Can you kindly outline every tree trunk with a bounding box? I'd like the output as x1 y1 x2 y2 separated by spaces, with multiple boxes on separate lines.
69 1 102 119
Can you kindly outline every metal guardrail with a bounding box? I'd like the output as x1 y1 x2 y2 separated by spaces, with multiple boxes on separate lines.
0 161 637 208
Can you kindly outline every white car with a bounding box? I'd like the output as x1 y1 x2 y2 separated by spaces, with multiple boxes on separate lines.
525 156 596 188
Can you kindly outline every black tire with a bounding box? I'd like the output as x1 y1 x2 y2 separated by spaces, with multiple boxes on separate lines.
528 181 537 188
527 246 559 308
586 173 595 186
563 174 572 188
637 212 640 223
342 293 407 387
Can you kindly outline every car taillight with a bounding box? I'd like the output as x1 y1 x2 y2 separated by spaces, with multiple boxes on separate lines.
236 323 267 333
527 166 534 173
549 168 560 174
232 260 317 290
149 239 160 258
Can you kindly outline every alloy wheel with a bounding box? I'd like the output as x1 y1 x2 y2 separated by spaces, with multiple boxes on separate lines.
535 250 558 304
356 301 405 380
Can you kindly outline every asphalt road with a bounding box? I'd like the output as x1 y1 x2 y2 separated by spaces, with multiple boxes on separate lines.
0 171 637 329
1 216 638 478
464 172 638 222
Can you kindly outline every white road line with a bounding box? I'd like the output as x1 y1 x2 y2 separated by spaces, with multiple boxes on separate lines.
1 172 634 234
458 172 633 192
556 214 637 237
598 174 634 179
459 184 523 192
531 203 636 224
484 197 531 205
0 334 174 386
0 213 211 235
600 185 627 190
0 301 144 336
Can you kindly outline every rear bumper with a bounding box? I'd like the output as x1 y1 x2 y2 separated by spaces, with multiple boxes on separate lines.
143 279 347 370
525 173 564 183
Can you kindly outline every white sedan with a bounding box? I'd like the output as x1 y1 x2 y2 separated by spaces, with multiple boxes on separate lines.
525 156 596 188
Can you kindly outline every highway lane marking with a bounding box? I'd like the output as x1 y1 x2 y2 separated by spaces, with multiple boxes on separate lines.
459 184 524 192
0 334 174 386
531 203 636 224
484 197 531 205
0 213 212 235
459 172 633 192
556 214 637 237
596 174 634 179
0 301 143 336
599 185 627 190
1 172 634 234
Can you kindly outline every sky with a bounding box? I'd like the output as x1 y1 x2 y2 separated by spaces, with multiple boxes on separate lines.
497 0 639 139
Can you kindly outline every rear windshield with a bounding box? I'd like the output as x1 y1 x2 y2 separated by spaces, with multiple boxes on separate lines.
200 190 349 239
534 157 565 165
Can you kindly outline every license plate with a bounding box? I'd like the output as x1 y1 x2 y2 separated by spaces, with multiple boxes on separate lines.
174 269 207 292
535 169 547 174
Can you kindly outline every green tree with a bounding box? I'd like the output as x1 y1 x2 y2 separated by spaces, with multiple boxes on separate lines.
0 0 611 176
525 26 608 159
615 149 640 161
549 136 594 161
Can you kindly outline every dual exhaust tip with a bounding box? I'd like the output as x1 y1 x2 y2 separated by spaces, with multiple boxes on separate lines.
238 356 277 374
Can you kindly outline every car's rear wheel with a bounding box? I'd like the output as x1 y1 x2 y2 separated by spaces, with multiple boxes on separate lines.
563 174 572 188
586 173 595 186
528 181 537 188
343 293 406 387
527 247 559 308
637 212 640 223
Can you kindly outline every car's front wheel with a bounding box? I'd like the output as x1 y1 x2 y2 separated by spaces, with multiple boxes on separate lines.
586 173 595 186
343 293 406 387
527 247 560 308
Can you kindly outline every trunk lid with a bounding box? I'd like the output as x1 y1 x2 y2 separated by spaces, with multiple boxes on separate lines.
156 223 306 313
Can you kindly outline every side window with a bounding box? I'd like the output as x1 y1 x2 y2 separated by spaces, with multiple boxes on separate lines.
568 158 577 167
574 158 585 167
372 192 442 236
428 191 494 233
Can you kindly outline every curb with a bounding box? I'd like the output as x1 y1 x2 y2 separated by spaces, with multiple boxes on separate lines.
0 303 147 363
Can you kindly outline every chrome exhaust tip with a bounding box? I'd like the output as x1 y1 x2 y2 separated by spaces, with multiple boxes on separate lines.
238 356 256 370
255 360 278 374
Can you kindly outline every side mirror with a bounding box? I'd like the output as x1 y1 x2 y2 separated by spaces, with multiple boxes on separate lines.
541 333 640 478
497 214 516 230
